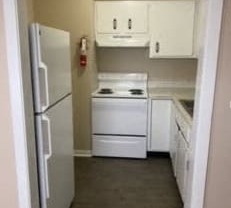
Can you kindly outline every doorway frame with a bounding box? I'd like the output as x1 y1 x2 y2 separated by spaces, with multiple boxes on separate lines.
186 0 224 208
2 0 224 208
2 0 32 208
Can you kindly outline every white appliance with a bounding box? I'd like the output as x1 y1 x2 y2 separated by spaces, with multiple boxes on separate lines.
30 23 74 208
92 73 148 158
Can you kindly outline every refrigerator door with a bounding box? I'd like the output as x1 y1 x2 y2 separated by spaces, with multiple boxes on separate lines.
36 95 74 208
30 23 71 113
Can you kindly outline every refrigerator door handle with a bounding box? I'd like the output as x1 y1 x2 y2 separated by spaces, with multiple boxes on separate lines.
39 62 49 111
42 114 52 199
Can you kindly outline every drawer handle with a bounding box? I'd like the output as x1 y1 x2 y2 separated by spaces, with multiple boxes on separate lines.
155 42 160 53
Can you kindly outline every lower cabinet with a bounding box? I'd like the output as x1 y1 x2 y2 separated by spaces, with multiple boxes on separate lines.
148 98 191 203
175 130 189 202
148 99 172 152
169 103 178 176
172 104 191 203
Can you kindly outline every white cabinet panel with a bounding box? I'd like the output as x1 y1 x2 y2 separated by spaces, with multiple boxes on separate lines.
95 1 149 47
149 99 171 152
96 2 123 34
169 103 178 176
96 2 148 34
176 131 189 202
124 3 148 34
149 1 195 58
173 106 191 202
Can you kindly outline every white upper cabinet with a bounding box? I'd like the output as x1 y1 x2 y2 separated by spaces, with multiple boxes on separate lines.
96 2 148 34
95 1 149 47
125 3 148 34
149 1 195 58
96 2 123 34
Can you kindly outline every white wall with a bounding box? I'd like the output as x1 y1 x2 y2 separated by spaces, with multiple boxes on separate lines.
185 0 224 208
204 0 231 207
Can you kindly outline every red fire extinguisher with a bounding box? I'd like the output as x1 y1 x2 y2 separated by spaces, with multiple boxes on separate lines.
80 37 87 67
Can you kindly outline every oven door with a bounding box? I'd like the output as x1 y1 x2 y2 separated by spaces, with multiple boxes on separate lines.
92 98 148 136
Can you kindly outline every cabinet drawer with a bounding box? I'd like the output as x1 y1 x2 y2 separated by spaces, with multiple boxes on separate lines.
92 135 147 158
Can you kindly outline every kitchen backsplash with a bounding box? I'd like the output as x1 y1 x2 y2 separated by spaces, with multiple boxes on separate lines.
96 48 197 85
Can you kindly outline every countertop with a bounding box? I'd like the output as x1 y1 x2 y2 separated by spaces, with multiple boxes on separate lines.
148 87 195 126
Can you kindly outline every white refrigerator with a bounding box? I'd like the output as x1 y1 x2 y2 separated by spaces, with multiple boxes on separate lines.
30 23 74 208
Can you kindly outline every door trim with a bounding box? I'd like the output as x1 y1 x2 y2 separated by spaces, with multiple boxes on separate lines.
186 1 224 208
2 0 32 208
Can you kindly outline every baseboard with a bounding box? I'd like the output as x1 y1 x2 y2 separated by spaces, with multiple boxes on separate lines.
73 150 92 157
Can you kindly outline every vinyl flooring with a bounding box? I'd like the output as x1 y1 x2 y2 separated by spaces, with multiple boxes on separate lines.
72 156 183 208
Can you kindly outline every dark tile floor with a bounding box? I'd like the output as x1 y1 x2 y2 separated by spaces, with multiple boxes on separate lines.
72 156 183 208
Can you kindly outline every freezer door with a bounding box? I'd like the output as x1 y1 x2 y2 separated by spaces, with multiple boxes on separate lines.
30 23 71 113
36 95 74 208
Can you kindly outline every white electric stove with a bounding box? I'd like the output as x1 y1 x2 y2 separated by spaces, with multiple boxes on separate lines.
91 73 148 158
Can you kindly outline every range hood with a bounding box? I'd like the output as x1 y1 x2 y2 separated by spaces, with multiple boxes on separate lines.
95 34 150 47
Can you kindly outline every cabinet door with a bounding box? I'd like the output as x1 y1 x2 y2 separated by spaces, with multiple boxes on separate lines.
96 2 123 34
169 104 178 175
149 1 195 57
176 131 188 202
96 2 148 34
124 3 148 33
150 100 171 152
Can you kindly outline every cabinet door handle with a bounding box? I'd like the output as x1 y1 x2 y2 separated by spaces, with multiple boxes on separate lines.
128 18 132 30
113 18 117 30
155 42 160 53
186 160 190 171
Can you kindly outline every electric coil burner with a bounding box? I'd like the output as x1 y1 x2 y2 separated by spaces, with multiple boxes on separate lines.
129 89 144 95
92 73 148 159
98 88 113 94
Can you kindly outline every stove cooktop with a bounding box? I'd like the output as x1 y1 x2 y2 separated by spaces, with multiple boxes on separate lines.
92 88 147 98
92 73 148 98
